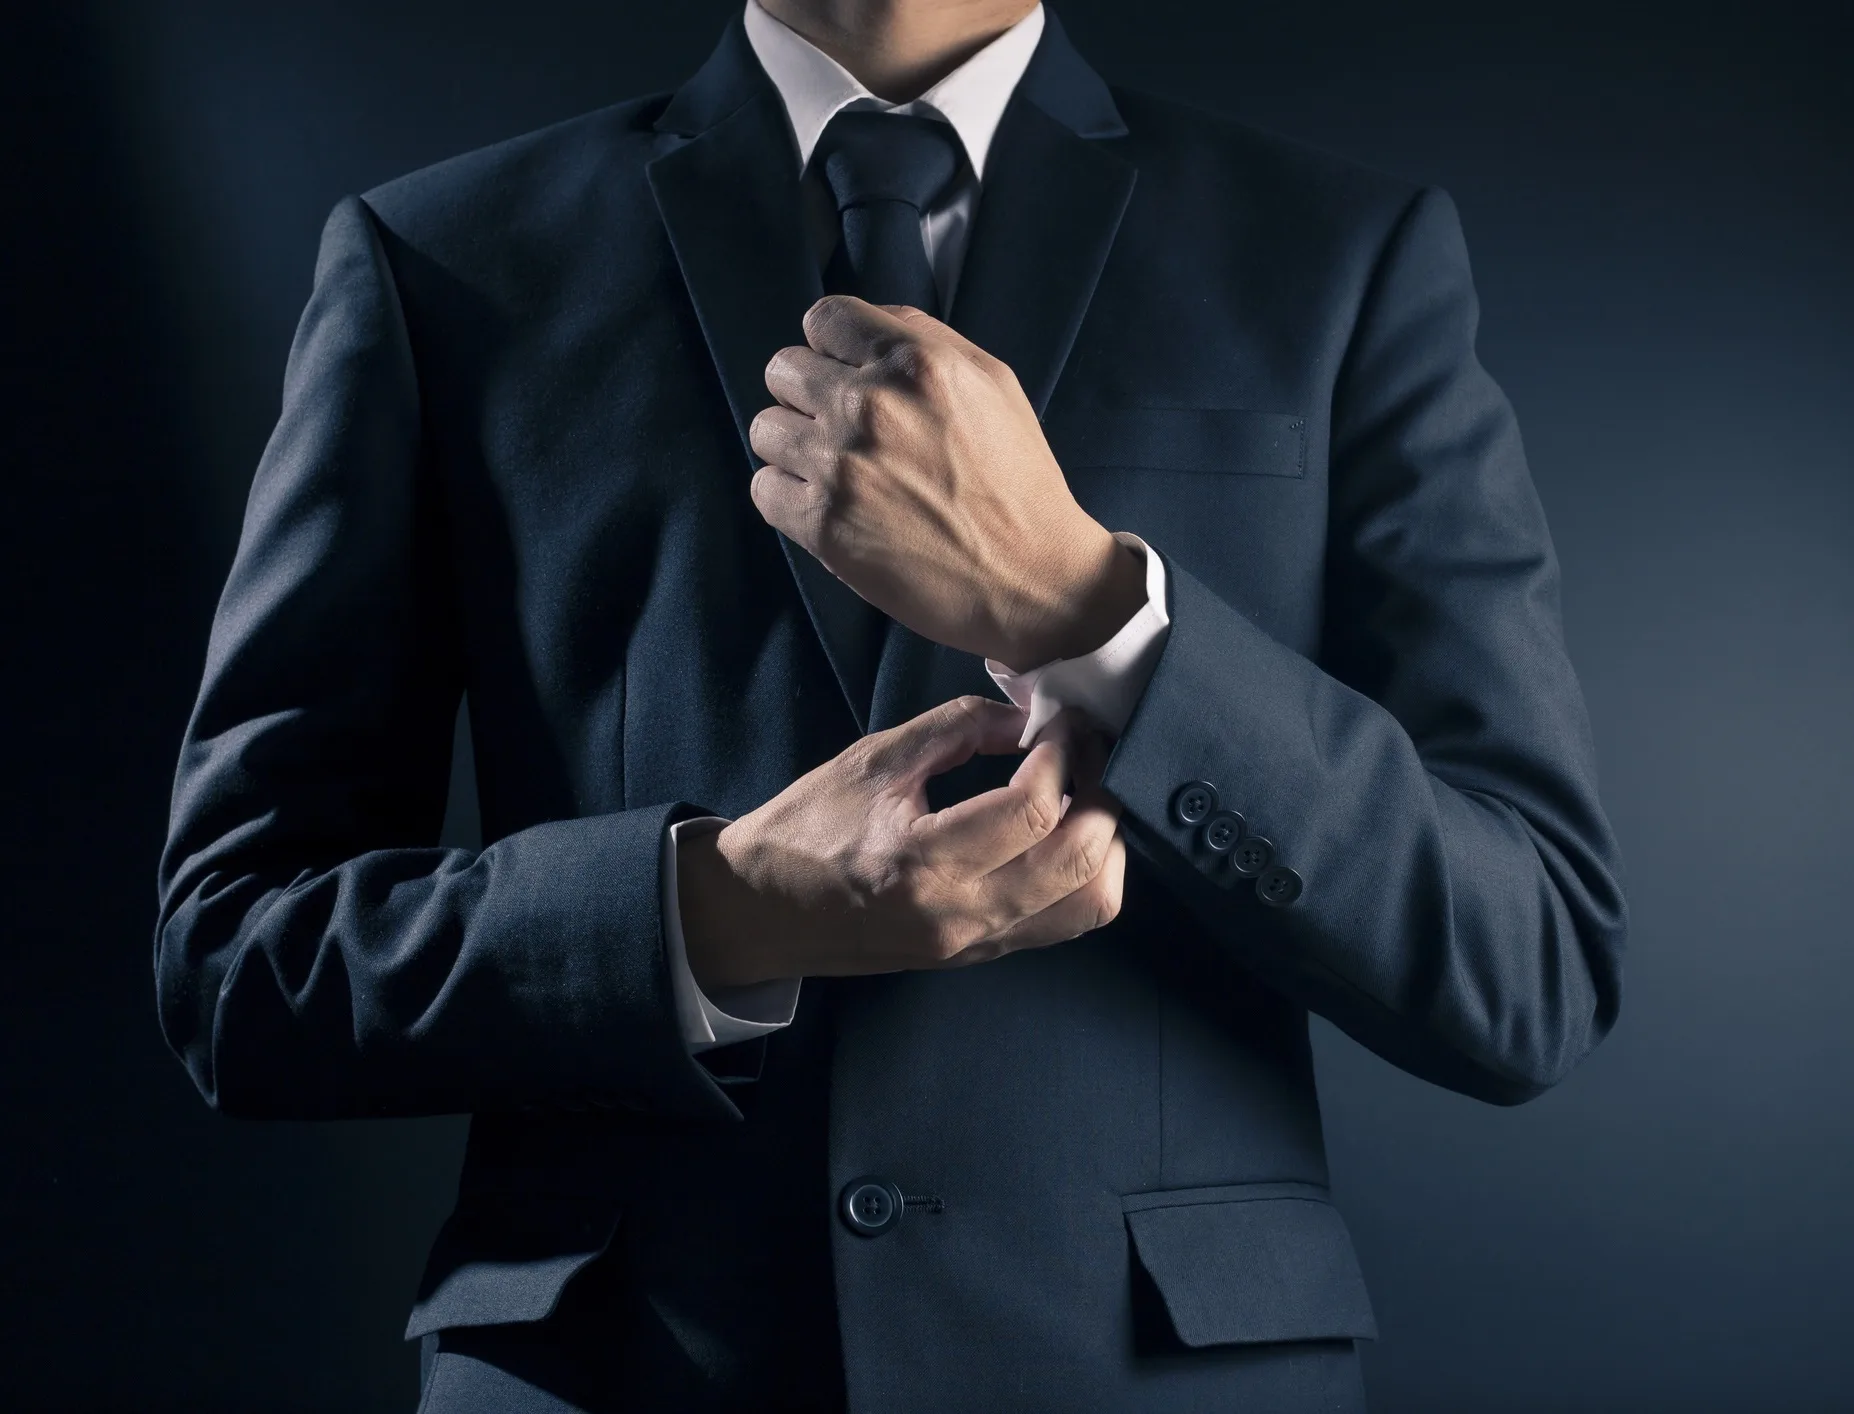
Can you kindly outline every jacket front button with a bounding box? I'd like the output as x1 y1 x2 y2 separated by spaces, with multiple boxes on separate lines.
1230 834 1275 878
1257 864 1304 908
840 1177 904 1237
1171 781 1218 827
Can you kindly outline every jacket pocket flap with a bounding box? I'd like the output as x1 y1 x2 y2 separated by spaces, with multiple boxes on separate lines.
1051 407 1306 477
1124 1184 1376 1347
405 1194 621 1340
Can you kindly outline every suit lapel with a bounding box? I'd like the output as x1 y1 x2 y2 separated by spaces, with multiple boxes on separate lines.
867 16 1138 733
948 26 1138 420
648 21 883 732
649 15 1137 740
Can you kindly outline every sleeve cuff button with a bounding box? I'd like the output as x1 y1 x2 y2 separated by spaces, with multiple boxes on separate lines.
1230 834 1274 878
1171 781 1219 827
1256 865 1304 908
1201 811 1245 854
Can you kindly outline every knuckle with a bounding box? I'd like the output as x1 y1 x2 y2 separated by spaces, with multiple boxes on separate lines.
1090 873 1124 929
1062 880 1110 939
949 917 988 961
943 694 985 731
915 342 964 395
748 466 787 520
1013 784 1061 842
869 717 921 768
860 383 904 439
915 912 963 963
1064 833 1109 894
804 294 849 337
753 412 796 462
891 845 930 895
838 732 882 779
881 339 931 386
806 470 840 521
842 380 899 444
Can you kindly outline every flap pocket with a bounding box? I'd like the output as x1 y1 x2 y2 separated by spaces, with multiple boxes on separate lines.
405 1193 621 1340
1052 407 1306 478
1123 1182 1376 1347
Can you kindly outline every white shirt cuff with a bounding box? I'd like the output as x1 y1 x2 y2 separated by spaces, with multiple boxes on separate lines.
661 815 802 1052
984 531 1172 748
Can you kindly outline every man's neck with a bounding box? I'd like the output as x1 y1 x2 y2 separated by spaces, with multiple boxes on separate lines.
755 0 1040 103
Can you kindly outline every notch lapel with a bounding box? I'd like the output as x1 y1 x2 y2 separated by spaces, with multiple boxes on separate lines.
648 22 884 732
867 17 1138 733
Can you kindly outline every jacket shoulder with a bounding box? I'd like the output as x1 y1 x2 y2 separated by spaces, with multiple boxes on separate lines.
1107 86 1424 245
356 94 672 253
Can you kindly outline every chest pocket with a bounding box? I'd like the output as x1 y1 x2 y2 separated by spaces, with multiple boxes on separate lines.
1049 407 1306 478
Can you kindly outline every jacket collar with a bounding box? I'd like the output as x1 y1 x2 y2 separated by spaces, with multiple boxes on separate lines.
655 8 1126 147
739 0 1046 178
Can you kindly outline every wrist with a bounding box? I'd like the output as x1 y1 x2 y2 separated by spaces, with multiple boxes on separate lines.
996 524 1147 671
677 822 775 991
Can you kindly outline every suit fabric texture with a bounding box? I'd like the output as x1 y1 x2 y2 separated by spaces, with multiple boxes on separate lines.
155 12 1627 1412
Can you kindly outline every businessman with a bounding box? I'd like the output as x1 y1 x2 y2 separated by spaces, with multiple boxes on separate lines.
156 1 1628 1409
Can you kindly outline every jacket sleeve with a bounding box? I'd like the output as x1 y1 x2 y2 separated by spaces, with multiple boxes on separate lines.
153 196 738 1123
1102 187 1627 1105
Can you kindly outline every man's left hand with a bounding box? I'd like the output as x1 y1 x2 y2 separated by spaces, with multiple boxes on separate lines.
749 295 1146 672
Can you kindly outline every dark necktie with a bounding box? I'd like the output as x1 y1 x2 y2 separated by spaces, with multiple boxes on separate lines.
815 109 962 317
804 110 963 721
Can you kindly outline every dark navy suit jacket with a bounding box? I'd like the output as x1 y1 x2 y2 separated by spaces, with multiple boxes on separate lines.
156 13 1627 1412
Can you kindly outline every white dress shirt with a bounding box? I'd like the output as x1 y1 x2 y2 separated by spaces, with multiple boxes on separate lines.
661 1 1174 1051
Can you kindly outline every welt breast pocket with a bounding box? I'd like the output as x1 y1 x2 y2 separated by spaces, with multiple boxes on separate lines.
1123 1181 1377 1351
1050 406 1308 479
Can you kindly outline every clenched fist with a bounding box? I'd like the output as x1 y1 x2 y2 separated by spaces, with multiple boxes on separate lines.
676 696 1126 991
749 295 1146 672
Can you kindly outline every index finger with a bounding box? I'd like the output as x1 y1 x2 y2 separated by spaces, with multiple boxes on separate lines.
861 695 1030 785
910 732 1072 875
803 293 913 367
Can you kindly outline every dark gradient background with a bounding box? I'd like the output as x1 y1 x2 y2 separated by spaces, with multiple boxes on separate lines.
5 2 1849 1410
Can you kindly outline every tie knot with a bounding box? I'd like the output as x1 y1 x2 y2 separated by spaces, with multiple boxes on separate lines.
814 110 963 215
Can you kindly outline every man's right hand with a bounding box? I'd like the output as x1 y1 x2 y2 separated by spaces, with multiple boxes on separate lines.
677 696 1126 991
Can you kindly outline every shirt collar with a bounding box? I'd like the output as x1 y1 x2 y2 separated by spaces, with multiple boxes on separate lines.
742 0 1046 180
